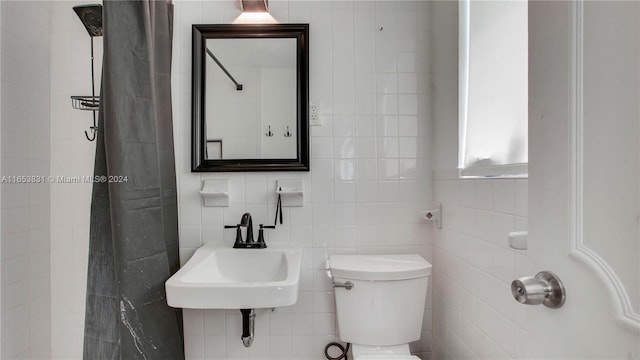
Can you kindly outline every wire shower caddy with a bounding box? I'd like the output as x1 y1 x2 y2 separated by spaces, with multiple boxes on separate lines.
70 4 103 141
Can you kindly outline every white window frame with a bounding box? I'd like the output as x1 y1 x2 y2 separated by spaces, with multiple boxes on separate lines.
458 0 529 178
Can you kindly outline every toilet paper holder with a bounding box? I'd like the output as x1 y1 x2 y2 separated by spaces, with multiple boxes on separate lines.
422 203 442 229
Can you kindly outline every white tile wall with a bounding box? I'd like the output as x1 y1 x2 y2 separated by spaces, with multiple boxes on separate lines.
48 0 101 358
0 0 536 358
172 1 433 359
431 178 529 360
1 0 432 358
1 1 52 358
429 2 531 357
48 1 100 358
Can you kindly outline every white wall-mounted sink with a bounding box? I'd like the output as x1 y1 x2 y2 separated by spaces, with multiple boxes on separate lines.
165 244 301 309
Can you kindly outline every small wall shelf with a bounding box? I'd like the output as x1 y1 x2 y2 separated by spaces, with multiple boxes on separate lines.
508 231 528 250
200 179 229 207
276 179 304 207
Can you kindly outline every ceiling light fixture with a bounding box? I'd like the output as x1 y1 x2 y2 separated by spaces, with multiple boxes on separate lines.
235 0 276 24
240 0 268 13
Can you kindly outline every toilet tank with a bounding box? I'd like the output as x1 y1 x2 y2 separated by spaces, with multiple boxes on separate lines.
329 255 432 346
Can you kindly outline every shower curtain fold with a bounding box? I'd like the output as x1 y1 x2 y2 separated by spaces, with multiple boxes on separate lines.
83 1 184 359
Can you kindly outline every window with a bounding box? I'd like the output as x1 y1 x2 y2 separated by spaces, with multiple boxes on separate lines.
459 0 528 177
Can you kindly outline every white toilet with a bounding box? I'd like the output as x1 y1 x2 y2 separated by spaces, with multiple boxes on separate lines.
329 254 432 360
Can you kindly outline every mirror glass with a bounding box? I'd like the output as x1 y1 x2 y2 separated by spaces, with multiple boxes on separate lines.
192 24 309 171
205 38 296 159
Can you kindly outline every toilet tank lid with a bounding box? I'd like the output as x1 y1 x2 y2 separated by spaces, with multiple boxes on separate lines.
329 254 432 281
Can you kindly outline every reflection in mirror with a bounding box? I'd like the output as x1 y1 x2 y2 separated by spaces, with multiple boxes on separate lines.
205 38 297 159
192 24 309 172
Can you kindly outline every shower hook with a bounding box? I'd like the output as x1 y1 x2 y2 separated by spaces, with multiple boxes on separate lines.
85 115 97 141
85 130 96 141
84 98 98 141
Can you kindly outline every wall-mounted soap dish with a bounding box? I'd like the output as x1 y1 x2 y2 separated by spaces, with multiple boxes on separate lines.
508 231 528 250
200 179 229 207
276 179 304 207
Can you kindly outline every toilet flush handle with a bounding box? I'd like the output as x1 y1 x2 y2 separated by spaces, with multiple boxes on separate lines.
332 281 354 290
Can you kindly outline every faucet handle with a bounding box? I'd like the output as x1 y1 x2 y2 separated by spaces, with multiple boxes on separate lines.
256 224 274 248
225 224 244 248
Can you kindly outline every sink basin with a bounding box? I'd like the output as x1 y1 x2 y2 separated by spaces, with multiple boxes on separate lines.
165 244 301 309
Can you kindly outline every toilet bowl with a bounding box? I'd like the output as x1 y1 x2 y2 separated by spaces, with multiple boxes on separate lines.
329 254 432 360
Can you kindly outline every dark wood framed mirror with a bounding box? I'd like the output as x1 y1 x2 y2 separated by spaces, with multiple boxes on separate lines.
191 23 310 172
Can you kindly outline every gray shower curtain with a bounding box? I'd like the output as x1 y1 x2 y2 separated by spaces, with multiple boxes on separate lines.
83 1 184 359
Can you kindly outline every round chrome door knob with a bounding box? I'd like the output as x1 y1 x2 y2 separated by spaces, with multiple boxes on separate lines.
511 271 566 308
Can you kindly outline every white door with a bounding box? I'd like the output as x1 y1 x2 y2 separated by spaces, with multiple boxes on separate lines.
527 1 639 358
